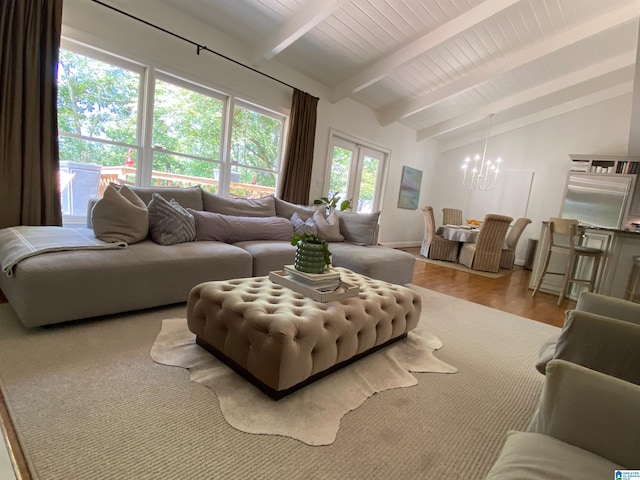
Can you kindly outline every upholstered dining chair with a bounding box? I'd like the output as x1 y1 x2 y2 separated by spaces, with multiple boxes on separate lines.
499 217 532 269
459 214 513 273
442 208 463 226
421 206 458 262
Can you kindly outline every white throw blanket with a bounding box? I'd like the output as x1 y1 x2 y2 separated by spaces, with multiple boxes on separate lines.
0 226 127 277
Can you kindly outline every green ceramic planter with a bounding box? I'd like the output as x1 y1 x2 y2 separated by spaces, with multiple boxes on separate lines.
294 241 327 274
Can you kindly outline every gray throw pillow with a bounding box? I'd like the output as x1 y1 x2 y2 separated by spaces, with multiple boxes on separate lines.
290 212 317 235
92 184 149 244
274 197 324 221
202 191 276 217
313 209 344 242
148 193 196 245
336 211 381 245
189 209 294 243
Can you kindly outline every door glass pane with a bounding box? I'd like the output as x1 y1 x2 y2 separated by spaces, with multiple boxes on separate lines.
328 146 353 203
357 155 380 213
230 105 282 198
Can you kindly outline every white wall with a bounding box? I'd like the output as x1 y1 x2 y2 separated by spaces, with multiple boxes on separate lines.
425 94 633 264
61 0 435 246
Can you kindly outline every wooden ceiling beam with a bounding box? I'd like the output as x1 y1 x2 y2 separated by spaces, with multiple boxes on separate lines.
252 0 341 65
417 52 636 141
378 3 639 126
329 0 519 103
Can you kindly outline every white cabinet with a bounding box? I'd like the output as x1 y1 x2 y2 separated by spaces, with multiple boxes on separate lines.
528 223 637 300
598 233 640 298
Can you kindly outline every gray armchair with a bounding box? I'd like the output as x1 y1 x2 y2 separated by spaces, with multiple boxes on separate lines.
487 360 640 478
535 292 640 385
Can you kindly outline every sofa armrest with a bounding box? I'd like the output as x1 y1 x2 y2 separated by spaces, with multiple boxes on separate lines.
86 197 99 228
550 310 640 385
576 292 640 325
528 360 640 468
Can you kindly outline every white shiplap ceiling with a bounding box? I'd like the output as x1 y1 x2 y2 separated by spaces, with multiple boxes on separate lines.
151 0 640 147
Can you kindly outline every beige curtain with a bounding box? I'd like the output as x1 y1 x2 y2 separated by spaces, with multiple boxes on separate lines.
279 89 318 205
0 0 63 228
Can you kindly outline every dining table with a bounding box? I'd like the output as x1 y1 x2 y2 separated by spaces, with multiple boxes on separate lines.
437 224 480 243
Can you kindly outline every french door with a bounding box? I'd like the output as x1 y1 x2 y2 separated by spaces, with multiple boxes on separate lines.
325 134 387 213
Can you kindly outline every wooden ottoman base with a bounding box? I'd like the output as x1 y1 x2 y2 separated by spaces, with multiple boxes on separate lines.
186 268 422 399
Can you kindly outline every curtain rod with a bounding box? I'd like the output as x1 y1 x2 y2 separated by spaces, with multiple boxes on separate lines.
90 0 318 99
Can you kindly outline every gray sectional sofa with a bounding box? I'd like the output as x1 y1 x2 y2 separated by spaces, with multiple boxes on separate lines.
0 186 415 327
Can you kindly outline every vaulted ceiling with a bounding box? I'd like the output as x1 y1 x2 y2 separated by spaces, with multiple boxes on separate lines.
152 0 640 148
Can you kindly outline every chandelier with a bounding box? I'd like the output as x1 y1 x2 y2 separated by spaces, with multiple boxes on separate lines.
461 114 502 191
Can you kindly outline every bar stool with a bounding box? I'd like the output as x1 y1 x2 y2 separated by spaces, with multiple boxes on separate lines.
626 256 640 302
531 218 604 306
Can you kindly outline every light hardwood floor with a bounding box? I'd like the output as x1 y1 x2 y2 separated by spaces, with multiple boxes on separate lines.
409 254 569 328
0 259 568 480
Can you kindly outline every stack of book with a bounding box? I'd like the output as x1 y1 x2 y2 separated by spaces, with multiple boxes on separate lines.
283 265 341 292
269 267 359 303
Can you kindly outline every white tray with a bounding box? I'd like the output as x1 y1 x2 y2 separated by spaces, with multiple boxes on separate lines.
269 270 359 303
283 265 341 282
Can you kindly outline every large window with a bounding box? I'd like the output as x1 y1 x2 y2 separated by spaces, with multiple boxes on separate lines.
57 48 142 223
230 104 282 197
57 42 286 224
152 77 224 192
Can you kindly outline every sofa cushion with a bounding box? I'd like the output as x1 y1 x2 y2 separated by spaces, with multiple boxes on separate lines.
234 240 295 276
148 193 196 246
290 212 317 235
91 184 149 244
202 191 276 217
313 209 344 242
189 209 293 243
130 186 204 210
485 431 621 480
329 242 415 284
336 211 380 245
0 239 253 327
275 197 324 221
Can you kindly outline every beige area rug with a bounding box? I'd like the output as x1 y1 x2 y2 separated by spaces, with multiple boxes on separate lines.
404 248 522 279
150 318 457 446
0 288 560 480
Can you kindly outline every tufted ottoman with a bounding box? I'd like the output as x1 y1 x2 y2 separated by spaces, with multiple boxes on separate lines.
187 268 422 399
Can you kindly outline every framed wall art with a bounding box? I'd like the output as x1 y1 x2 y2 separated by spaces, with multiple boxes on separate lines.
397 166 422 210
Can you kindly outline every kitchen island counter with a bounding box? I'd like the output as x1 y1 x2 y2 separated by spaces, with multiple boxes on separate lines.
529 222 640 300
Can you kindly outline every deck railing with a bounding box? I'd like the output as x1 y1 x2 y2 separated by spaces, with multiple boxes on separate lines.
98 166 276 199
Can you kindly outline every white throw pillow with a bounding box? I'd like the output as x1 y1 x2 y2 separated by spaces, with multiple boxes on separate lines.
92 185 149 244
313 209 344 242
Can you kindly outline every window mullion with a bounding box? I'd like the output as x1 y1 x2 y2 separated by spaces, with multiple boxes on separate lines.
139 66 156 186
219 96 235 197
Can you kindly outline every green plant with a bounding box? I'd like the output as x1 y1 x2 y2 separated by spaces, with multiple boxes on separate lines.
290 233 332 269
313 192 351 211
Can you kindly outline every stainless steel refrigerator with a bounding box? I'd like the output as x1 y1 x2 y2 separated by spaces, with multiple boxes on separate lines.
560 173 636 229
